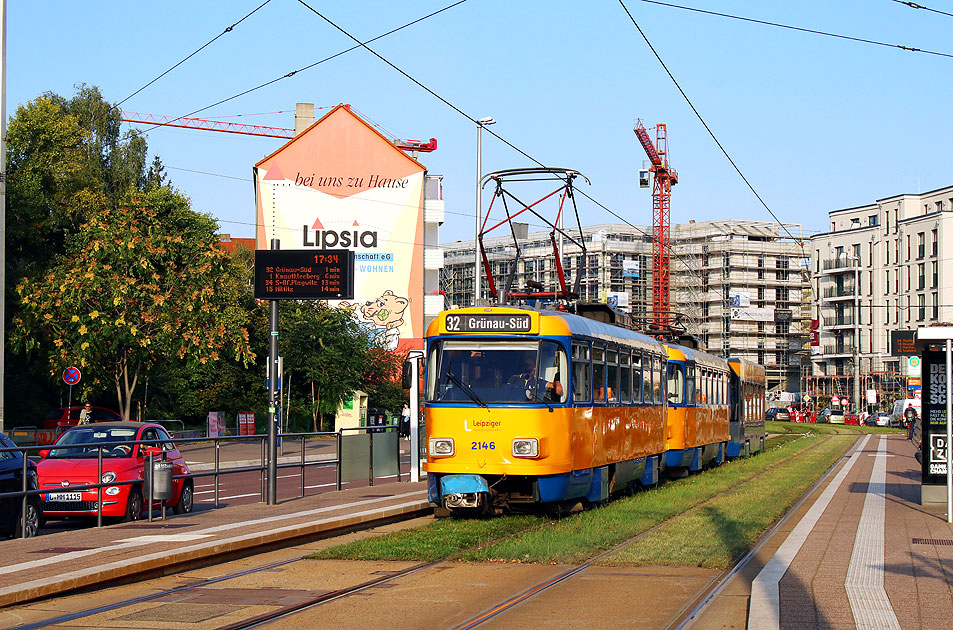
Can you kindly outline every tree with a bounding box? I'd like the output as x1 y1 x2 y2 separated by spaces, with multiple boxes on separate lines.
11 186 255 420
279 302 372 432
362 346 407 416
4 86 153 419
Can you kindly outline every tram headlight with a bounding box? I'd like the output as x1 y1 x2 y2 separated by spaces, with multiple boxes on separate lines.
512 438 538 458
429 438 454 457
101 472 117 484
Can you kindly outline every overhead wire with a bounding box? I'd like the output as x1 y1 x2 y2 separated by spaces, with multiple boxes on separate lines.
640 0 953 59
135 0 470 136
117 0 273 106
294 0 688 262
891 0 953 20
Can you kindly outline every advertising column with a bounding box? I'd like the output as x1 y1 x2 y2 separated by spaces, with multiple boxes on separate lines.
922 349 951 505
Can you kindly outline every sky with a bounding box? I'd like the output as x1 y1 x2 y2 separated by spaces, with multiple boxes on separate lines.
5 0 952 246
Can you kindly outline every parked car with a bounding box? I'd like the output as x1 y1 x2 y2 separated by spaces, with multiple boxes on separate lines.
0 432 42 538
872 412 894 427
10 406 123 446
765 407 790 422
37 422 193 522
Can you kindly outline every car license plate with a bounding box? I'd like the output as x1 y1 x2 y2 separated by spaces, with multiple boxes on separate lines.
47 492 83 502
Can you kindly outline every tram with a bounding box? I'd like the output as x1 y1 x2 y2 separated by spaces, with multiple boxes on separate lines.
423 305 766 516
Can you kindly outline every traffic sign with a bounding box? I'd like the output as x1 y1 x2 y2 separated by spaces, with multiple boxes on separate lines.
62 366 82 386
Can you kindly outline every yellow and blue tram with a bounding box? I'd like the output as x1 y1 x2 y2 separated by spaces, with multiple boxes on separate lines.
423 306 765 515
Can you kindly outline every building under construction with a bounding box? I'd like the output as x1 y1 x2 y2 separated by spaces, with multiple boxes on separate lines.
441 218 807 393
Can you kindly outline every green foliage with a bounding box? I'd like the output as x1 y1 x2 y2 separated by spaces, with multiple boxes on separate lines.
11 187 254 420
279 302 373 431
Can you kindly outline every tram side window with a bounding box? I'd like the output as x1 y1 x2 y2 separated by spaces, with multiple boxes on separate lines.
620 351 632 404
592 345 606 403
686 365 696 405
654 357 664 403
572 343 591 402
606 349 619 402
633 352 644 404
539 341 569 403
668 362 684 405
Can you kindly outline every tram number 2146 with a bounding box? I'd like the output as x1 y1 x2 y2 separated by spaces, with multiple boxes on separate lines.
472 441 496 451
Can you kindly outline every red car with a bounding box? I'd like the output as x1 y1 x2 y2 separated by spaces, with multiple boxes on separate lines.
37 422 193 521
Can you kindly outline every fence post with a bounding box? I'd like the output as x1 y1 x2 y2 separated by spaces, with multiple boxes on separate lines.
336 430 342 491
368 427 375 487
147 451 154 523
214 440 220 508
97 447 104 528
300 435 305 498
20 448 29 538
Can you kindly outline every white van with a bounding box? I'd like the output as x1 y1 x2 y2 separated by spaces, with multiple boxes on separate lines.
891 398 920 428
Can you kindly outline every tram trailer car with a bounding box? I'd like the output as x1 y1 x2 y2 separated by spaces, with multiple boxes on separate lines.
727 358 767 457
424 306 766 516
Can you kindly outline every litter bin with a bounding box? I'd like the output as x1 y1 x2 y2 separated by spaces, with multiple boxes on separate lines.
146 458 174 500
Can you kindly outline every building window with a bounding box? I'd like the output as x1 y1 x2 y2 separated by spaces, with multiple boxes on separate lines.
933 228 939 257
869 214 879 226
933 261 938 288
918 232 925 259
918 263 926 290
918 294 925 321
933 292 939 320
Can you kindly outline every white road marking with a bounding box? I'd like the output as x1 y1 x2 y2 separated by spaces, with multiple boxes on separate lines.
0 490 426 576
747 434 870 630
846 437 901 629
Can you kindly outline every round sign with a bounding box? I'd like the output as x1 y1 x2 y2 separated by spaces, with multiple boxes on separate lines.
62 366 82 386
840 397 849 406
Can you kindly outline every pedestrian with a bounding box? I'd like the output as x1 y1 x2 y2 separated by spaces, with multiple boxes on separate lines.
79 403 93 424
400 403 411 439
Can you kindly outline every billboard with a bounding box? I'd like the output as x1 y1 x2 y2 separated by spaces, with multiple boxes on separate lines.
622 259 640 278
730 306 774 322
728 291 751 308
254 105 425 352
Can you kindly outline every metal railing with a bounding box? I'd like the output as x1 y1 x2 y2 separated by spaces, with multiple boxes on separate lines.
0 424 403 538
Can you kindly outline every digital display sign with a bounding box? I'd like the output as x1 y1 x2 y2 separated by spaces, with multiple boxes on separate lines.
254 249 354 300
444 313 533 333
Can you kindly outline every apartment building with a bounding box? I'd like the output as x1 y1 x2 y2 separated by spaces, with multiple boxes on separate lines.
809 184 953 405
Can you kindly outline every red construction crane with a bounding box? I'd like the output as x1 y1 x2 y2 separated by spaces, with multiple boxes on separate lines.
119 111 437 153
634 119 678 332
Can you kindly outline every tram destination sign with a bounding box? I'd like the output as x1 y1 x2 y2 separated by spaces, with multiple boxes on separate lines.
445 313 532 333
254 249 354 300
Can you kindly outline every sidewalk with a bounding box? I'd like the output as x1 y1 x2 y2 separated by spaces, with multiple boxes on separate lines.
693 434 953 630
0 480 430 608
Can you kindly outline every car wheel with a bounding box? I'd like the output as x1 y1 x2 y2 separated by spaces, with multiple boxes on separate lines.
123 488 144 522
172 482 193 515
14 499 41 538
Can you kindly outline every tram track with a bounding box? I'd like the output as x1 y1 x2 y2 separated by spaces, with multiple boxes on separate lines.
5 431 856 630
451 431 861 630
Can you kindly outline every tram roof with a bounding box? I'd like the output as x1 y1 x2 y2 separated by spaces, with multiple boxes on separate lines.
536 308 666 353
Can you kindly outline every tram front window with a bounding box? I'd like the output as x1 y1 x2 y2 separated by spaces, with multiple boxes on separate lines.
428 340 568 404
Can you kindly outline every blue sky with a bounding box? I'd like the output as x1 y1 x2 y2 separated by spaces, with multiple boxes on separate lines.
6 1 951 244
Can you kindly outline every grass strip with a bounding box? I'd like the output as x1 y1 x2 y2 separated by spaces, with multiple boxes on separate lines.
766 420 903 436
308 513 545 561
461 432 843 564
600 435 855 568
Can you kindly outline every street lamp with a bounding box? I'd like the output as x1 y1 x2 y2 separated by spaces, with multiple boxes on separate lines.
475 117 495 305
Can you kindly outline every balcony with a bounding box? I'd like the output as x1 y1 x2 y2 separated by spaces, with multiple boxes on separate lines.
424 197 445 224
819 343 858 357
424 247 444 270
823 314 856 329
424 294 445 317
821 286 858 300
820 257 861 273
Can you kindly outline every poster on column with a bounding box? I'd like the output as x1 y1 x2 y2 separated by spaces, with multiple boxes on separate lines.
921 350 950 484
